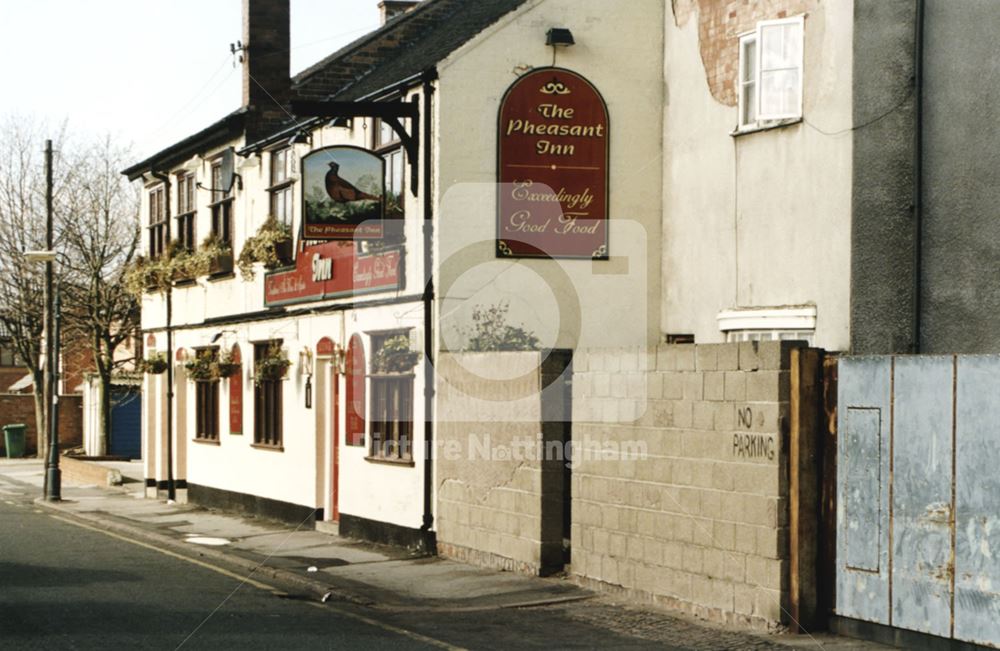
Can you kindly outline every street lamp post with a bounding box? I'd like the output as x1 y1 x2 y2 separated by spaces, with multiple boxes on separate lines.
25 138 60 501
23 249 60 501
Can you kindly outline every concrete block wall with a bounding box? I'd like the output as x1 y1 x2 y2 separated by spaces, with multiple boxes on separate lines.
571 342 797 628
435 351 570 575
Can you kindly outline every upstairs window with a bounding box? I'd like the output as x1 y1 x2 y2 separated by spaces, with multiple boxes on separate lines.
737 16 804 131
210 159 234 246
269 147 294 229
148 184 168 259
375 117 406 241
176 172 197 251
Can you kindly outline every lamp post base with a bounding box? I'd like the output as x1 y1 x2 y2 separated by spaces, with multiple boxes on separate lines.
45 466 60 501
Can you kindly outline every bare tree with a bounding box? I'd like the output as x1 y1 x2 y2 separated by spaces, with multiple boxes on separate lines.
60 137 141 456
0 117 69 457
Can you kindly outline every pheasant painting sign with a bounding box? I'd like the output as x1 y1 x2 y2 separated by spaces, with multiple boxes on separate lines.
302 146 385 240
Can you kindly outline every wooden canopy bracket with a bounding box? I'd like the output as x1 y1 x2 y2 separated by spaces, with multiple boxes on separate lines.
291 98 421 196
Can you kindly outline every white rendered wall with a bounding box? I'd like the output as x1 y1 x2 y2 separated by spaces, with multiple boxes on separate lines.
661 1 853 351
434 0 665 352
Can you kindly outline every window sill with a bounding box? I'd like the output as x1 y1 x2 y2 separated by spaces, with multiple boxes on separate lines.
730 117 802 138
365 455 414 467
173 278 197 287
193 437 220 445
251 443 284 452
208 272 235 282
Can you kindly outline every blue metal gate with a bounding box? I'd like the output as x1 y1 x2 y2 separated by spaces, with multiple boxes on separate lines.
109 386 142 459
838 355 1000 647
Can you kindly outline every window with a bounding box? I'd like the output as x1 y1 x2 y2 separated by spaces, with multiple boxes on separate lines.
210 159 233 246
148 184 168 258
176 173 196 251
369 332 414 462
194 347 220 441
718 306 816 346
374 117 406 242
269 147 294 228
737 16 804 130
376 118 400 149
253 341 283 448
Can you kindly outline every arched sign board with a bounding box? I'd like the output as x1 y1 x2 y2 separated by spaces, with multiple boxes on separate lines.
302 146 386 241
228 344 243 436
497 67 609 259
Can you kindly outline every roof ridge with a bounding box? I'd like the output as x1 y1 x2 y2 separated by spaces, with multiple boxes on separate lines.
293 0 444 85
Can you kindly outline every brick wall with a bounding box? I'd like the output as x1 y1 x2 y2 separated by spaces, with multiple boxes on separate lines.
0 394 83 457
0 366 27 391
435 351 571 575
671 0 816 106
570 342 799 628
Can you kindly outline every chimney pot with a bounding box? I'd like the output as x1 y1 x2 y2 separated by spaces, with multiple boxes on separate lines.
379 1 420 25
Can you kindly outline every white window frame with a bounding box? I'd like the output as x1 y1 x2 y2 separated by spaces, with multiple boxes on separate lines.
737 31 758 130
737 15 804 130
718 306 816 345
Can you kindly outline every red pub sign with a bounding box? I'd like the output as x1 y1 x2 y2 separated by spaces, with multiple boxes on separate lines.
263 241 402 307
497 67 609 259
228 344 243 435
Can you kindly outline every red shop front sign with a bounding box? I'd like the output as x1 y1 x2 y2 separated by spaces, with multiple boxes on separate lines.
263 241 402 307
497 67 609 259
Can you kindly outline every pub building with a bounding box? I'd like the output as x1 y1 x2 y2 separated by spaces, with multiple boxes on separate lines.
123 0 661 548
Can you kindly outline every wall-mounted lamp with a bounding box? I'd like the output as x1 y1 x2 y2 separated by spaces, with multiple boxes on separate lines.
299 346 314 378
329 116 353 129
288 130 312 146
210 329 237 344
546 27 575 48
333 347 347 375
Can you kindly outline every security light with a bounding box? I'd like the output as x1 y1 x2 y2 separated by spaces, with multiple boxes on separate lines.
546 28 575 47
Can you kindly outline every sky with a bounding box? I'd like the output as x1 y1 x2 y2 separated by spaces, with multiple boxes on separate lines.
0 0 380 160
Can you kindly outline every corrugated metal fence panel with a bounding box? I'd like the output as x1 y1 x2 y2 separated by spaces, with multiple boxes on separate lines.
837 357 892 624
954 356 1000 647
891 356 953 638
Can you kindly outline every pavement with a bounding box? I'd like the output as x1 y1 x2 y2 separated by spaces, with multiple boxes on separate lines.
0 457 895 650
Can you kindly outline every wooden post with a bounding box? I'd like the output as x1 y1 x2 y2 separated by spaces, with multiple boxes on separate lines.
789 347 823 632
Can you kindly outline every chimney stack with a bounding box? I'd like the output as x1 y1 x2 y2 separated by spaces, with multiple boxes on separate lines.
242 0 291 141
379 1 420 25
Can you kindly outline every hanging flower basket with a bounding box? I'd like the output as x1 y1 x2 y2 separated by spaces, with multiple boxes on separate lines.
185 350 219 381
254 345 291 385
139 353 168 375
372 335 420 374
237 216 294 280
214 349 241 378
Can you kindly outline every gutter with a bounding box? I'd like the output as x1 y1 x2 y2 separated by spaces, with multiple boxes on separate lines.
151 170 176 502
912 0 925 353
420 71 437 548
123 110 246 181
